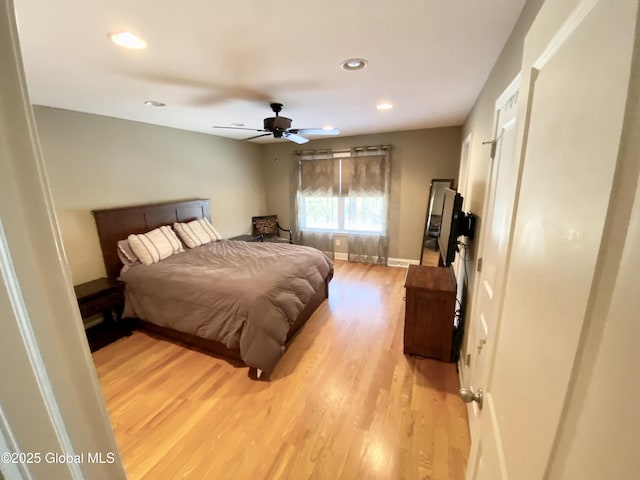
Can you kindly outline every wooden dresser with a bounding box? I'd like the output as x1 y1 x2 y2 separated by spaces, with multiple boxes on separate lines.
403 265 457 362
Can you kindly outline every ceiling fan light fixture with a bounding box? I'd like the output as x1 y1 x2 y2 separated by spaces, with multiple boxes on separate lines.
108 31 147 50
213 103 338 144
377 103 394 111
144 100 166 107
341 58 368 71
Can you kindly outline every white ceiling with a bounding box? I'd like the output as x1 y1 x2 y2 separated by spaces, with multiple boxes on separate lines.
13 0 526 143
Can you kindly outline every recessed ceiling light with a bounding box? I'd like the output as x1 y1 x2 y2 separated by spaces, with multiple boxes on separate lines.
108 31 147 50
341 58 368 71
144 100 165 107
377 103 394 111
322 125 334 130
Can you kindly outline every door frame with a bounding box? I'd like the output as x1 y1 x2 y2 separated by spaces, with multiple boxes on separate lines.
0 1 126 478
454 132 472 383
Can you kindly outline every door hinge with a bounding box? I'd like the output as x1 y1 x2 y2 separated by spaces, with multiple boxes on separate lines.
466 354 471 367
477 257 483 272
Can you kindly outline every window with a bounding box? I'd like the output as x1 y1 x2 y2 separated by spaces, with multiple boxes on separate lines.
298 157 387 234
296 147 391 264
344 196 385 233
300 196 338 230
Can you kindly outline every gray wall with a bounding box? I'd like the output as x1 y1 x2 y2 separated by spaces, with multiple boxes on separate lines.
34 106 266 284
462 0 545 216
260 127 462 261
34 107 462 282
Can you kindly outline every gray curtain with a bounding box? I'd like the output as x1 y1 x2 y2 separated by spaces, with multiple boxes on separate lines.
295 147 391 263
295 153 335 258
346 147 391 265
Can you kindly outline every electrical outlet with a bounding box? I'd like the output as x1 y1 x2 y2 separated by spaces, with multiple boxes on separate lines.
335 239 341 246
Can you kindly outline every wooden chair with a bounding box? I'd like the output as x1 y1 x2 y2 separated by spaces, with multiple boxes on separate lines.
251 215 293 244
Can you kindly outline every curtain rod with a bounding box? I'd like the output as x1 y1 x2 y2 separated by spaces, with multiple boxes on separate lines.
295 144 391 155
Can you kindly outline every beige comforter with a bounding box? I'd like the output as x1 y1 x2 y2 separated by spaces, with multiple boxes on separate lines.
121 240 333 373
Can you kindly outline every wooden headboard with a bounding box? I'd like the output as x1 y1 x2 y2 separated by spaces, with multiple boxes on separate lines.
93 198 210 280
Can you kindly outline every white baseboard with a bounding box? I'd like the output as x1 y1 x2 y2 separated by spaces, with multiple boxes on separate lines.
387 258 420 268
332 254 419 267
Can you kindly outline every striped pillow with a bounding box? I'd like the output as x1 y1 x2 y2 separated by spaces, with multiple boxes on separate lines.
127 226 184 265
117 239 140 266
199 217 223 241
174 218 222 248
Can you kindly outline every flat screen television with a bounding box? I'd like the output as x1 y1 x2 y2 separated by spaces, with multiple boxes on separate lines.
438 188 464 267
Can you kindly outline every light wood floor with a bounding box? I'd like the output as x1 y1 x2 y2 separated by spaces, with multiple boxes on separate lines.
421 248 440 266
93 260 470 479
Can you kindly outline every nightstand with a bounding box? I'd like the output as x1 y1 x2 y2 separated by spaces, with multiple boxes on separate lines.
229 234 262 242
74 278 130 351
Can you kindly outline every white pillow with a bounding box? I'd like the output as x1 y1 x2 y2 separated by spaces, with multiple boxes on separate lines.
127 226 184 265
174 218 222 248
117 239 140 267
199 217 223 241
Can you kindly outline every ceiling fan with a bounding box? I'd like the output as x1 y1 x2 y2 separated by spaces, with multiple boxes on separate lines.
212 103 339 144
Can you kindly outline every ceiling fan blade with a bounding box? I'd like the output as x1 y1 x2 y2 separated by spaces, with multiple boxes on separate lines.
212 126 266 132
244 133 272 141
283 132 309 144
289 128 340 136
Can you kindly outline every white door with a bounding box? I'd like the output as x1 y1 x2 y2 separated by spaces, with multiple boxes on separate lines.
464 76 520 442
467 0 638 479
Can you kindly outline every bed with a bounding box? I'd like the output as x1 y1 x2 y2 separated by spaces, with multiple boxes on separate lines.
92 199 333 378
